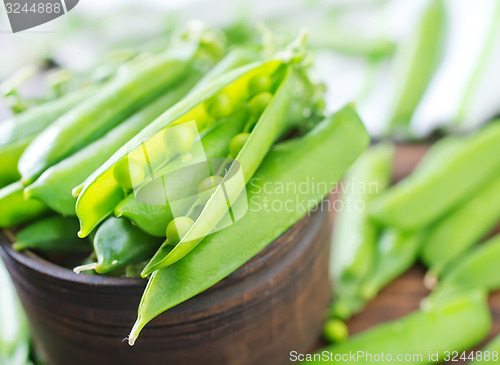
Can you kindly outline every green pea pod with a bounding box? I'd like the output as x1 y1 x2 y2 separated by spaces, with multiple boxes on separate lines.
370 122 500 230
331 143 393 318
470 334 500 364
24 74 200 216
387 0 446 135
433 235 500 298
75 51 292 238
19 29 221 185
305 290 491 364
360 229 424 300
0 259 31 365
13 216 89 253
421 172 500 283
0 89 90 188
115 109 248 237
0 182 48 228
127 105 370 345
73 217 162 275
140 62 313 275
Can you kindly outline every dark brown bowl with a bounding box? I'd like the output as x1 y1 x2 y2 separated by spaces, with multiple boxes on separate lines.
0 209 331 365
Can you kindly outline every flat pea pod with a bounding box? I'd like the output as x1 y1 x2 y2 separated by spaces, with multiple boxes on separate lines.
420 171 500 283
115 110 248 237
0 259 31 365
141 64 310 275
13 216 90 253
127 105 370 345
387 0 446 135
75 56 286 238
305 290 491 364
24 74 200 216
18 33 213 185
0 89 90 188
331 143 394 318
73 217 162 275
0 182 48 228
433 235 500 298
470 335 500 364
370 122 500 230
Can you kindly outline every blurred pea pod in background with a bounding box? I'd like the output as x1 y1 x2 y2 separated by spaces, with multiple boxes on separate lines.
0 259 31 365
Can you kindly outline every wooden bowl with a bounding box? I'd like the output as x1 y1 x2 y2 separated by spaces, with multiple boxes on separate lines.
0 209 331 365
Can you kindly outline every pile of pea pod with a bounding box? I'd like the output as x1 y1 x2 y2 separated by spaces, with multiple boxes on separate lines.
314 121 500 363
0 23 372 346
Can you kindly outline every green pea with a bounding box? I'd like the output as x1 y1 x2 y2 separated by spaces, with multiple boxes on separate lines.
166 216 194 245
229 133 250 157
113 157 145 191
323 319 349 343
248 75 271 95
205 93 231 119
248 92 273 116
164 124 194 155
198 175 223 203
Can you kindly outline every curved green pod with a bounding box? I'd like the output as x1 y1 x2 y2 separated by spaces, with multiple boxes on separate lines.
24 74 200 216
75 56 286 238
470 334 500 364
330 143 394 319
73 217 162 275
370 122 500 230
13 216 90 253
127 105 369 345
387 0 446 135
0 182 48 228
140 63 309 276
0 89 89 188
434 235 500 297
19 29 221 185
115 110 248 237
305 290 491 364
421 171 500 281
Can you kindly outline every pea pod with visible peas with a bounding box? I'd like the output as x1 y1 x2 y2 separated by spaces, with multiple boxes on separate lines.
128 105 370 345
330 143 393 319
24 73 201 216
0 89 90 188
305 290 491 364
73 217 162 275
420 171 500 285
432 235 500 298
370 122 500 230
13 216 90 253
0 182 48 228
140 64 316 275
18 27 224 185
115 109 248 237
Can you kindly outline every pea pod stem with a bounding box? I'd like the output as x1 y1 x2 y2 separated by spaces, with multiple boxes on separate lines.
128 105 369 345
